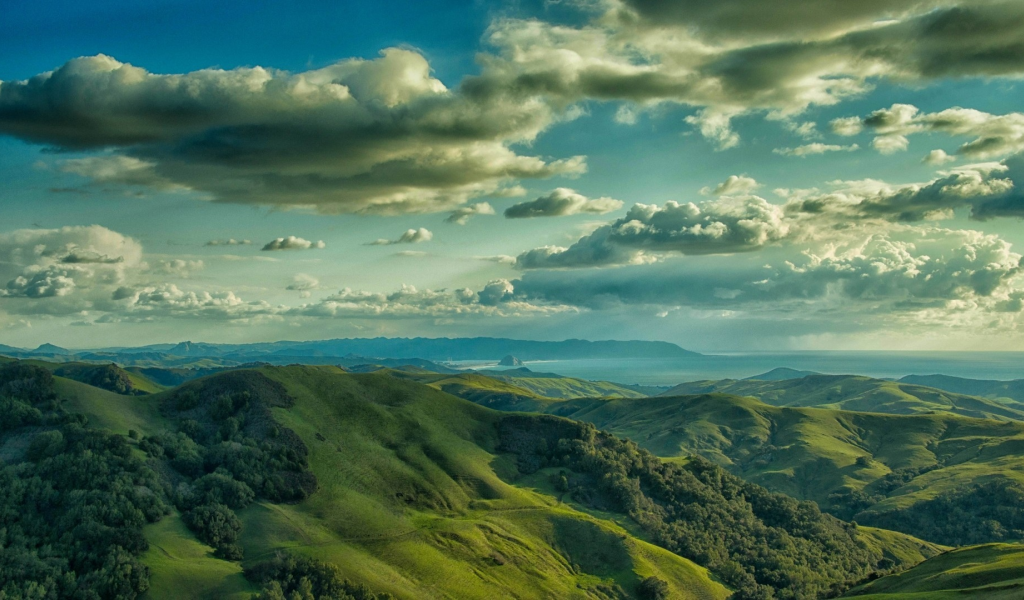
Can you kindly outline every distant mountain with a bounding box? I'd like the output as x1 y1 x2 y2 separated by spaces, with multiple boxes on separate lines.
15 336 698 362
745 367 820 380
266 336 698 360
900 373 1024 404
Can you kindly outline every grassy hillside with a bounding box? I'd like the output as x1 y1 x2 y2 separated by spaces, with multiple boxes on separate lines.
662 374 1024 421
531 393 1024 545
56 364 730 599
901 374 1024 405
846 544 1024 598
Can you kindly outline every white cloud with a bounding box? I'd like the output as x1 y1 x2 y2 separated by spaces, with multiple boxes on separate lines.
286 273 320 292
839 104 1024 159
368 227 433 245
701 175 760 196
773 143 859 157
0 226 142 303
923 149 956 165
157 259 204 278
205 238 252 246
504 188 623 218
261 236 326 251
517 195 790 268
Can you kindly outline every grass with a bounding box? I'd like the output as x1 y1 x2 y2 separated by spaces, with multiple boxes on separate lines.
846 544 1024 598
529 393 1024 520
141 513 256 600
159 365 732 599
55 376 169 435
663 374 1024 421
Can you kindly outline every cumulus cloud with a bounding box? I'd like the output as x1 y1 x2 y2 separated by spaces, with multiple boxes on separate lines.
469 2 1024 147
837 104 1024 159
0 50 585 214
205 238 251 246
289 281 571 319
157 259 204 278
701 175 760 197
923 149 957 165
785 161 1020 222
0 226 142 302
511 227 1024 323
445 202 495 224
773 143 858 157
504 188 623 218
261 236 326 251
368 227 433 245
286 274 320 296
517 195 789 268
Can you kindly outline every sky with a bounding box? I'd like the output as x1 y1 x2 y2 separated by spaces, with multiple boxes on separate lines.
1 0 1024 352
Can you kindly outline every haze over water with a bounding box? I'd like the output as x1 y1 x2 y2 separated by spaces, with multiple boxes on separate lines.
475 352 1024 386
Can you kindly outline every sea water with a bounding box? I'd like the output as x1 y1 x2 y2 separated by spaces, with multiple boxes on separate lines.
458 352 1024 387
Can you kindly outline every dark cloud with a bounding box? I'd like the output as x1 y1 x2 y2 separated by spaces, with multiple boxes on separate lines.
0 50 585 214
504 188 622 218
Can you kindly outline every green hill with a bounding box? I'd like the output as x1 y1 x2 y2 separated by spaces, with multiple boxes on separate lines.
901 374 1024 405
1 359 948 599
846 543 1024 598
25 360 165 395
662 374 1024 421
531 393 1024 547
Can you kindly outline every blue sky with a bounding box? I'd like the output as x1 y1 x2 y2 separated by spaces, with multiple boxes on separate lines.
2 0 1024 351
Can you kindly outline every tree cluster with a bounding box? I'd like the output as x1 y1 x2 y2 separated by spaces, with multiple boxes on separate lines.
499 415 888 600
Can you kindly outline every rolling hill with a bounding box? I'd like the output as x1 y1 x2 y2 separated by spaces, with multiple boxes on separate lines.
901 374 1024 405
0 360 944 599
846 543 1024 598
662 374 1024 421
524 393 1024 547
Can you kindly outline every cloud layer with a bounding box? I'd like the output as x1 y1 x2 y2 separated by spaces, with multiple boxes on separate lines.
0 50 584 214
504 188 623 218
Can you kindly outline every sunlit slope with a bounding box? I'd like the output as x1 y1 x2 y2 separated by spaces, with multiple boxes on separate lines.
192 366 729 599
663 374 1024 421
542 394 1024 519
846 544 1024 599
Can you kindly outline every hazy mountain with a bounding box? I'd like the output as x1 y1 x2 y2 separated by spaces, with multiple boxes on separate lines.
900 374 1024 404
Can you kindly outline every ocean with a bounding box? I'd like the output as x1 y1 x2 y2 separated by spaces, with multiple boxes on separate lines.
457 352 1024 387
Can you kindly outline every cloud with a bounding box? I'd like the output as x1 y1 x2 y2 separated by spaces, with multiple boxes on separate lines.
516 195 790 268
773 143 859 157
0 226 142 303
286 273 320 292
157 259 204 278
368 227 433 245
261 236 326 251
477 254 518 265
504 188 623 218
510 227 1024 323
701 175 760 197
0 50 585 215
838 104 1024 159
59 155 185 191
289 281 571 319
446 202 495 224
470 2 1024 147
205 238 251 246
785 161 1020 222
923 149 957 165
